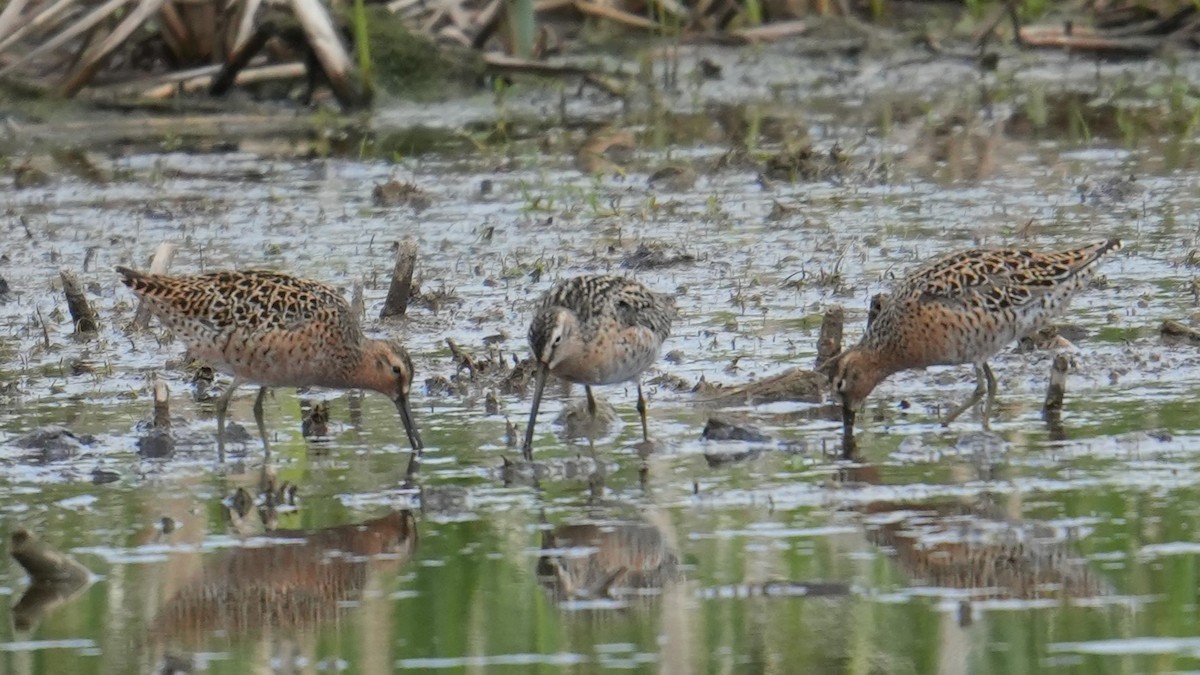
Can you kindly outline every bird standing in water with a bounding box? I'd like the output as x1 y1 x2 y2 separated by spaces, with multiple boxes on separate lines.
117 267 424 466
825 239 1121 446
523 274 674 460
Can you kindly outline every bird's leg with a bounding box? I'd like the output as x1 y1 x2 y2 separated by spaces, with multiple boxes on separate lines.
636 382 649 442
215 376 245 460
942 364 988 426
981 362 998 429
253 387 271 457
586 386 597 418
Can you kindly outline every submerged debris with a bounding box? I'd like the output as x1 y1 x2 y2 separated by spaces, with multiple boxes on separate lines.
373 181 433 211
693 368 825 407
13 427 97 463
1078 175 1143 205
701 417 771 443
1043 353 1074 417
60 269 99 334
1015 325 1082 352
620 242 697 270
137 430 174 459
647 165 698 192
9 528 91 632
1161 319 1200 346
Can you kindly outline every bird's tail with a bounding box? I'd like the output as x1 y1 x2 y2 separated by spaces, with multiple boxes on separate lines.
115 266 167 297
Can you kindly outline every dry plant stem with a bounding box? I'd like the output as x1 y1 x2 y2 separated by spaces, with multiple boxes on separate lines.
815 305 844 370
0 0 130 78
482 54 628 97
151 63 305 99
132 242 176 329
10 528 90 584
289 0 366 108
60 0 167 96
573 0 659 29
1042 353 1070 416
380 238 419 319
60 269 99 334
0 0 77 57
0 0 31 44
35 306 50 348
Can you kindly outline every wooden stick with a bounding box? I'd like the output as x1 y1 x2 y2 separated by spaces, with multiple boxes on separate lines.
814 305 843 371
380 238 418 319
132 242 176 329
60 270 99 334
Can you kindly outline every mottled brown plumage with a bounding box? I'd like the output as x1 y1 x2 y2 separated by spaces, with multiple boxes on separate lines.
523 274 675 458
116 267 423 459
828 239 1121 437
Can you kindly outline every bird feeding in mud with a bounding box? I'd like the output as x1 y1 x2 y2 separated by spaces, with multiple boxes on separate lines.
824 239 1122 443
116 267 423 464
522 274 675 460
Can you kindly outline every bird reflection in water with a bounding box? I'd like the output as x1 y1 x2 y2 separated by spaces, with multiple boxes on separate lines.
146 510 417 666
537 520 682 603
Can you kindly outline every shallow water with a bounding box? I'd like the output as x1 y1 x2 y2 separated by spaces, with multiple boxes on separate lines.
3 44 1200 673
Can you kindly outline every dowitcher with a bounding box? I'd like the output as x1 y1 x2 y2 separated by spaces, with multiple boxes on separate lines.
825 239 1121 439
116 267 423 461
522 274 674 459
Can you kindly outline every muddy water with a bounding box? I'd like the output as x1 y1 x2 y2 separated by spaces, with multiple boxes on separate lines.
2 45 1200 673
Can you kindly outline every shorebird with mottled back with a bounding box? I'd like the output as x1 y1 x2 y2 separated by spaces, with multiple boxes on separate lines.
825 239 1121 441
116 267 423 463
523 274 675 460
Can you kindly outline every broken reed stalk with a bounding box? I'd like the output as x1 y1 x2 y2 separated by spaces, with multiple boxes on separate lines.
152 377 170 429
351 281 365 319
10 528 90 585
290 0 370 109
60 269 99 334
1042 353 1072 417
132 242 176 330
815 305 844 370
380 237 418 319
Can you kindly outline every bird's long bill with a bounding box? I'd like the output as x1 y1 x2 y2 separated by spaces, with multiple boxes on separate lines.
841 403 856 438
395 394 424 452
522 365 549 461
841 403 857 459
